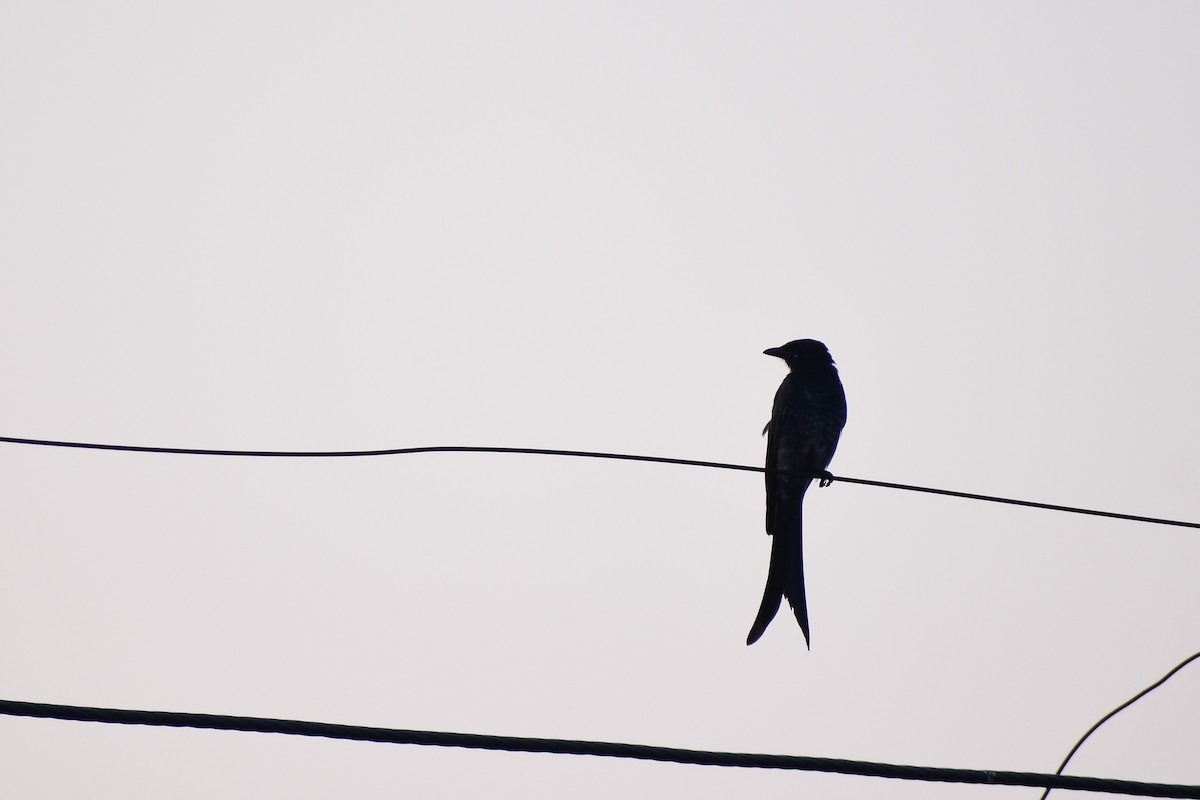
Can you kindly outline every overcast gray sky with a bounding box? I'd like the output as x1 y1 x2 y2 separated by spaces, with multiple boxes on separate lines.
2 2 1198 798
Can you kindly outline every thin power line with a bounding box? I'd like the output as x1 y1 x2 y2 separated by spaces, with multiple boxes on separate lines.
1 435 1196 530
1041 650 1200 800
1 699 1197 798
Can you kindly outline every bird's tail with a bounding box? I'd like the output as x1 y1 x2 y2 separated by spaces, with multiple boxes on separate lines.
746 488 810 647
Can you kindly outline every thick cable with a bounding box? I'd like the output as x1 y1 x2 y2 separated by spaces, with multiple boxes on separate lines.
2 699 1198 797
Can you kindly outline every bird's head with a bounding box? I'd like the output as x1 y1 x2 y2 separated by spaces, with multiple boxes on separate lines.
764 339 835 369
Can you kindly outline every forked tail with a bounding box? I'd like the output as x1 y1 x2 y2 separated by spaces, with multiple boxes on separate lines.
746 492 809 646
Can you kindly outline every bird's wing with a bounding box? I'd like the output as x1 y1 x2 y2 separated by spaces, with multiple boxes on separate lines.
764 374 795 535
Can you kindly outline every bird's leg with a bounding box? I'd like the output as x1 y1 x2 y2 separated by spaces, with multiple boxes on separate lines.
816 469 835 488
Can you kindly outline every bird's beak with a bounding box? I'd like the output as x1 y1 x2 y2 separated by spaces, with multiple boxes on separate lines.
763 347 785 358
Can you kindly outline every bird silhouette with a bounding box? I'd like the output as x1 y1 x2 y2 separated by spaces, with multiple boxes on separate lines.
746 339 847 647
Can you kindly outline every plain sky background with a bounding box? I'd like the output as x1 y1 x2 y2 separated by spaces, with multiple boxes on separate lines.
2 2 1198 797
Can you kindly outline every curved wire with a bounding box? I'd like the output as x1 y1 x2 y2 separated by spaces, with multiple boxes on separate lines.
1040 650 1200 800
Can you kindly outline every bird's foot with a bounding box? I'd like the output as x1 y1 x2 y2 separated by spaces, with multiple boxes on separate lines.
816 470 835 488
